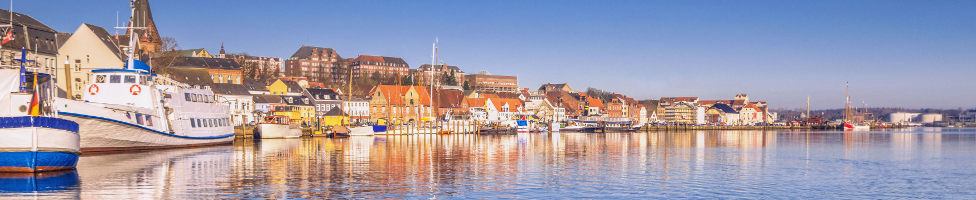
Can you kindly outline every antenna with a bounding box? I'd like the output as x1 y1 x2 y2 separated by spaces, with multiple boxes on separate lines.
115 0 147 70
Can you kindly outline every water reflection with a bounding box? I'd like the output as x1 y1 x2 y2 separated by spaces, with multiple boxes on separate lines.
2 129 975 199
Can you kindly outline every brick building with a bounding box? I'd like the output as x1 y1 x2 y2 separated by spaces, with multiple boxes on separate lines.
418 64 465 86
347 55 410 79
285 46 344 84
465 72 518 93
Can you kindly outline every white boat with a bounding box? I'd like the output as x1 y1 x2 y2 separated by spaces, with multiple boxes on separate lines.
257 116 302 139
54 3 233 152
550 120 560 132
348 126 375 136
0 65 80 172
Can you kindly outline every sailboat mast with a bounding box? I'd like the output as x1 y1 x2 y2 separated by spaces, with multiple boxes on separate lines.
429 38 437 121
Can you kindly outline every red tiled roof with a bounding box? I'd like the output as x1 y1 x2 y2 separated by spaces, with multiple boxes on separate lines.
488 97 523 112
467 98 487 108
371 85 432 106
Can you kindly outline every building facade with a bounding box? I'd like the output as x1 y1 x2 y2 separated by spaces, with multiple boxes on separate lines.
285 46 344 84
465 73 518 93
56 24 126 100
348 55 410 80
418 64 465 86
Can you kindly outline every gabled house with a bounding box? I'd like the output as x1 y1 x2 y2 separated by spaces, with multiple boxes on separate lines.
368 85 433 123
705 103 739 125
276 95 315 126
434 89 467 119
57 24 126 99
303 88 343 118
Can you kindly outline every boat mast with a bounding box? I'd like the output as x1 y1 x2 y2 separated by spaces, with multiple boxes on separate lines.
116 0 146 71
429 37 437 122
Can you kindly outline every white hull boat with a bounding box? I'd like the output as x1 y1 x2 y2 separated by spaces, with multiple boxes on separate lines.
257 123 301 139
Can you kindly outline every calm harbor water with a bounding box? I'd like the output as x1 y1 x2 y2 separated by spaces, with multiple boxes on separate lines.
3 128 976 199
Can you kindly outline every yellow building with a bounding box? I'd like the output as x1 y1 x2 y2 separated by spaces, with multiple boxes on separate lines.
273 96 316 127
266 79 303 95
318 109 347 127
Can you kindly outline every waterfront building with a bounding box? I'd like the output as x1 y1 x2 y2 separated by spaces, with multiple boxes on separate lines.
213 83 255 126
252 94 283 119
0 9 59 76
320 108 346 126
348 55 410 79
418 64 465 86
663 101 698 125
488 97 524 121
545 91 584 119
284 46 344 84
583 95 603 116
606 98 625 118
303 88 343 121
342 96 370 124
368 85 433 123
738 103 765 125
658 97 699 123
465 72 518 93
466 98 491 121
705 103 739 125
275 96 315 126
433 89 468 119
56 24 126 99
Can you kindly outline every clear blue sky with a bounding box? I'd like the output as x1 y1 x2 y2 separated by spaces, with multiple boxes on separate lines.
17 0 976 109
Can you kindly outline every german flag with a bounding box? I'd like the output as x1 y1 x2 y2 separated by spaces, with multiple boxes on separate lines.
27 73 40 116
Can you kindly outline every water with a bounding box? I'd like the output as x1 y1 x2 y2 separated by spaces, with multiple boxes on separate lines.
3 128 976 199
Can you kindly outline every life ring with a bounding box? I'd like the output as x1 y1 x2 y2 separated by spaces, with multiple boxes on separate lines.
88 84 99 95
129 84 142 95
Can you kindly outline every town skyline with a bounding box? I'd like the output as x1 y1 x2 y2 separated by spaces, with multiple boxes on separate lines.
16 0 976 109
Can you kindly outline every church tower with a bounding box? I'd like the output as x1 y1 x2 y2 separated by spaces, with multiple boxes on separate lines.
125 0 162 58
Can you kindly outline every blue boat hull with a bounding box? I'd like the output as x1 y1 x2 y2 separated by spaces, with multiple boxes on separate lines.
372 125 388 132
0 151 79 173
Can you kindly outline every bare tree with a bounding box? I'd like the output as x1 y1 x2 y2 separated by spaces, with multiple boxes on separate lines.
160 37 179 51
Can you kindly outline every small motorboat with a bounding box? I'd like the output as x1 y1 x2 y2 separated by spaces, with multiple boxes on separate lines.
256 116 302 139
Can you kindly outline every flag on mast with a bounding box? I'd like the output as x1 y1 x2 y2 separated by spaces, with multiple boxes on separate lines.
28 73 40 116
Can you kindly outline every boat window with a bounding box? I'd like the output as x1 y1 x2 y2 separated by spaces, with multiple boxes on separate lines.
139 76 148 85
124 75 136 83
190 118 196 127
146 116 153 126
95 75 106 83
136 114 144 125
110 75 121 83
185 93 191 101
197 119 203 127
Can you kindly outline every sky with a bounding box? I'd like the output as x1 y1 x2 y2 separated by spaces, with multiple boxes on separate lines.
15 0 976 109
